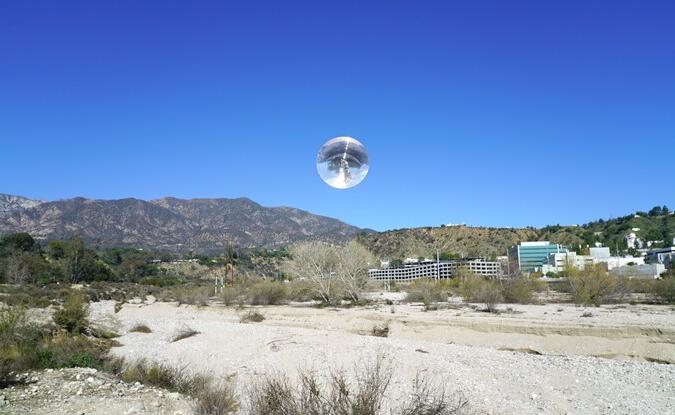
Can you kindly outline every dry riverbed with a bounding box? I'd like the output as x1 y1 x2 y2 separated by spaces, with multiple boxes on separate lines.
3 298 674 414
94 298 675 415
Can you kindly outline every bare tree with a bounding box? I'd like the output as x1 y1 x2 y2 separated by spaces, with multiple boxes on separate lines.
283 241 375 304
4 254 31 284
336 240 376 302
283 241 339 304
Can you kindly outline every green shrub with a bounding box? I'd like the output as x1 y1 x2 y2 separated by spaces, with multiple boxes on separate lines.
221 285 245 306
287 280 317 302
35 331 109 369
53 292 90 334
404 280 447 305
567 264 617 306
501 279 535 304
1 306 110 385
170 285 212 306
474 282 503 313
653 276 675 304
0 284 73 308
117 358 238 413
0 306 43 385
457 274 484 302
249 281 288 305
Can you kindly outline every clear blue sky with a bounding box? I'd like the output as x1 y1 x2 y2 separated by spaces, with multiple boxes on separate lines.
1 1 673 231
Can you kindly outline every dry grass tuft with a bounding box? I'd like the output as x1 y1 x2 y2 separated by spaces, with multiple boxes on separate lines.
371 322 390 338
240 310 266 323
246 355 475 414
114 358 238 414
171 326 200 342
129 323 152 333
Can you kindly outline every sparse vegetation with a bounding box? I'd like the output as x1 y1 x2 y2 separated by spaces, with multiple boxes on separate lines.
52 292 90 334
114 358 239 414
501 277 545 304
404 279 448 306
129 323 152 333
240 310 266 323
171 326 200 342
249 281 288 305
399 375 474 415
0 303 112 387
474 282 503 313
371 322 390 337
653 274 675 304
247 356 474 415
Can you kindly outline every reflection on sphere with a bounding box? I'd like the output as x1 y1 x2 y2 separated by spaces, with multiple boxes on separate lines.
316 137 369 189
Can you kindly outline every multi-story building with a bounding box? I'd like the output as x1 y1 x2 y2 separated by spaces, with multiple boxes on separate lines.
368 258 502 282
509 241 567 272
541 250 643 273
645 247 675 268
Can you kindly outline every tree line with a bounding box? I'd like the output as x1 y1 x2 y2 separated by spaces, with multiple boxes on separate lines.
0 233 171 284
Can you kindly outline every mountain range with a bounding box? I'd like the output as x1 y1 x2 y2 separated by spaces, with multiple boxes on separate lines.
0 194 365 253
1 194 671 258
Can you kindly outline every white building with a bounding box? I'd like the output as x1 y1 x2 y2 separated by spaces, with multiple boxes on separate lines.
625 232 644 249
611 263 665 279
368 259 502 282
542 248 644 274
589 247 610 259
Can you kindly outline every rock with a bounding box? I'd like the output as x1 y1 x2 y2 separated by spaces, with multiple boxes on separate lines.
125 402 144 414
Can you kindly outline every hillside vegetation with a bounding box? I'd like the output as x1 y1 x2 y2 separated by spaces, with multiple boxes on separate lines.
358 206 674 259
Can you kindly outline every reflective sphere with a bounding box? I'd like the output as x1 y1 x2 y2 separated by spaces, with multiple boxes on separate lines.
316 136 369 189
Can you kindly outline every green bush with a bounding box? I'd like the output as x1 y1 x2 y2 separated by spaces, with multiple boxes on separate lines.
35 331 109 369
169 286 212 306
404 280 447 305
502 279 535 304
118 359 238 414
249 281 288 305
286 280 317 302
53 292 90 334
474 282 503 313
457 274 485 302
653 276 675 304
1 305 111 386
567 264 617 306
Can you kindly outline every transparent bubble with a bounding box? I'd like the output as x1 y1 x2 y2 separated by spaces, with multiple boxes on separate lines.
316 136 369 189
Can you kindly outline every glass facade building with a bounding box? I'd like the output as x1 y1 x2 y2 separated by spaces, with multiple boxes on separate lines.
509 241 567 272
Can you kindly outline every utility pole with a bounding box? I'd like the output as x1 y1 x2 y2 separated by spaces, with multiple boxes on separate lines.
436 248 440 281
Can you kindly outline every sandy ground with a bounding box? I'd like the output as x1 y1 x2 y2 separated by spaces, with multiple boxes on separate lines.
92 299 675 415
